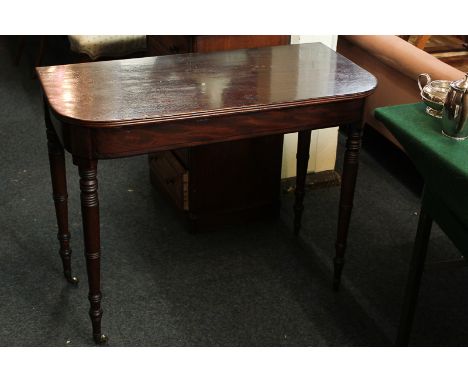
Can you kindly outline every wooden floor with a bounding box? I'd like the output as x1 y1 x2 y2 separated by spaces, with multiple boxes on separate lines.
409 35 468 72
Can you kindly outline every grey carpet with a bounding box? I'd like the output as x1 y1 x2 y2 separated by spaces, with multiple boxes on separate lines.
1 36 467 346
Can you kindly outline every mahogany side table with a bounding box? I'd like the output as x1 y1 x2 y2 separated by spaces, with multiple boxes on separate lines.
37 43 377 344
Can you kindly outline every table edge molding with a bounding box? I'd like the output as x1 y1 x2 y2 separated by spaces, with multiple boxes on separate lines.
46 89 376 129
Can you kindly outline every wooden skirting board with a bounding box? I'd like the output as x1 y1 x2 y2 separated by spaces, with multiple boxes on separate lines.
282 170 341 193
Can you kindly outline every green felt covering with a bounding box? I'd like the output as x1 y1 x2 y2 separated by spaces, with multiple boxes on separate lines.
423 189 468 255
375 103 468 254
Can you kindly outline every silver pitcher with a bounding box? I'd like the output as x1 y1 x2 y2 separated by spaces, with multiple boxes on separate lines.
442 73 468 140
418 73 451 118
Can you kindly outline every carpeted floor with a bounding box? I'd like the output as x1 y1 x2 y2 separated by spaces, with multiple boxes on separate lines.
1 36 467 347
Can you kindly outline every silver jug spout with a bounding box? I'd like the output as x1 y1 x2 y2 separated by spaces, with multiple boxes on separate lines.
442 73 468 140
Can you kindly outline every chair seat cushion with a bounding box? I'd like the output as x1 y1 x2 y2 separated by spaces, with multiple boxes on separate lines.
68 35 146 60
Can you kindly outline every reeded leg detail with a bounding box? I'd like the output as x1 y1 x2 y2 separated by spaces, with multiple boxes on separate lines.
396 207 432 346
294 130 312 235
76 158 107 345
45 100 78 285
333 123 363 290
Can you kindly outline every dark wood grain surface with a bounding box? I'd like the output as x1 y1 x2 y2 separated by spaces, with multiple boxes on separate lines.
37 43 377 128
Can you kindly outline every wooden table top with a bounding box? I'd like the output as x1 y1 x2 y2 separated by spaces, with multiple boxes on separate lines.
37 43 377 128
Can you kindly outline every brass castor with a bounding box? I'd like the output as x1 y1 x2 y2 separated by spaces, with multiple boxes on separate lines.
94 334 108 345
64 273 79 285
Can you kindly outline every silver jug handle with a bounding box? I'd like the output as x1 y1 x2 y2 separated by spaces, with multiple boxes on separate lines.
418 73 431 92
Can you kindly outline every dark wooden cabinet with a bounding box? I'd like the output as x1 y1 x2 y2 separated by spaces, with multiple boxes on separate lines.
147 35 290 232
146 35 193 55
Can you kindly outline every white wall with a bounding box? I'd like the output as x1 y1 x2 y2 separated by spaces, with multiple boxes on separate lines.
281 35 339 178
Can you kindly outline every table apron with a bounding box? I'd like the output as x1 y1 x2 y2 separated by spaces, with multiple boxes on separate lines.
62 98 364 160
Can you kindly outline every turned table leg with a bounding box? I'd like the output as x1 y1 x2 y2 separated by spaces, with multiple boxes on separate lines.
333 123 363 290
75 157 108 344
294 130 312 235
44 102 78 285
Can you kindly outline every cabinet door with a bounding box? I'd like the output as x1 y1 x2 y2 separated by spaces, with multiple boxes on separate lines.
149 152 189 211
